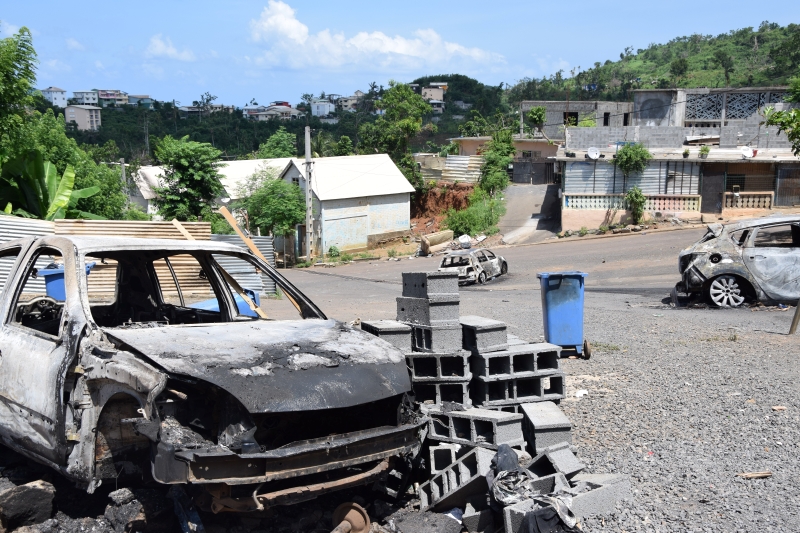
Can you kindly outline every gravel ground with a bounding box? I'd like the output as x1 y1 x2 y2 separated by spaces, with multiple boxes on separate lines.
454 286 800 533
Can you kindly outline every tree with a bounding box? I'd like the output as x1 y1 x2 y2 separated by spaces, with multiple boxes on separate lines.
311 131 335 157
712 50 735 86
256 126 296 158
0 150 102 220
764 80 800 156
333 135 353 156
192 92 217 122
615 143 652 182
153 135 224 220
233 166 304 238
479 128 515 196
357 81 431 189
0 27 36 158
526 106 546 130
669 58 689 86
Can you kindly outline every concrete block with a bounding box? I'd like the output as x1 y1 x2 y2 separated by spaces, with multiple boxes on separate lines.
406 351 471 382
568 474 632 517
463 496 494 533
425 406 524 450
503 499 536 533
461 315 508 353
360 320 412 352
519 401 572 454
470 343 561 380
402 271 459 298
418 447 495 511
471 373 566 407
411 324 463 353
413 381 471 406
507 334 527 346
397 295 460 326
528 443 585 480
429 443 460 475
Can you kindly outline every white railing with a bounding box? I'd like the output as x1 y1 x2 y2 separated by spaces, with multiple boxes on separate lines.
724 192 773 209
564 194 702 212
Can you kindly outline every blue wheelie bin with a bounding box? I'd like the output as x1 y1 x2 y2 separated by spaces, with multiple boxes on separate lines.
537 271 591 358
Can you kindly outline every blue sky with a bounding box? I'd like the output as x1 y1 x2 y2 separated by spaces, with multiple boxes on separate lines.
2 1 799 107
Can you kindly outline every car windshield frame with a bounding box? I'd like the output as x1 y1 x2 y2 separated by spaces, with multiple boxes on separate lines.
77 248 326 328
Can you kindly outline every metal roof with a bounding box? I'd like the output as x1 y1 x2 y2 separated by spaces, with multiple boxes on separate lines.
280 154 415 201
13 235 247 254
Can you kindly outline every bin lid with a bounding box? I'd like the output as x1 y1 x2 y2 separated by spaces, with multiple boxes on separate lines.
536 271 588 279
39 268 65 277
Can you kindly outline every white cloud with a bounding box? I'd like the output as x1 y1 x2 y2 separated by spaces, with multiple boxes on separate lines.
0 21 20 38
95 60 105 69
42 59 71 72
249 1 503 71
145 34 196 62
66 38 84 51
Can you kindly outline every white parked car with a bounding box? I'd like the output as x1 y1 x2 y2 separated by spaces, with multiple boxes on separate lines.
438 249 508 285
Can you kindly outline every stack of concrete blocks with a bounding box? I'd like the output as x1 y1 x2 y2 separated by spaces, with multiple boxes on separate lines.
462 314 566 410
397 272 472 406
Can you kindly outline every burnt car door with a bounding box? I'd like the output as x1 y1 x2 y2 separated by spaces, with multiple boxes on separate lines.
0 243 85 464
483 250 501 276
742 223 800 302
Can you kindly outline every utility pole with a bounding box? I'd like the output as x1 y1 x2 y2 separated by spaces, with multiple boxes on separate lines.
304 126 314 261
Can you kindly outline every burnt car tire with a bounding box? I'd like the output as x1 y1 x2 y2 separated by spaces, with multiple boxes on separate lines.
478 272 487 284
708 275 746 308
501 262 508 275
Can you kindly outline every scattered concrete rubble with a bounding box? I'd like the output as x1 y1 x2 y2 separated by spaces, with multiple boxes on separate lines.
361 271 630 531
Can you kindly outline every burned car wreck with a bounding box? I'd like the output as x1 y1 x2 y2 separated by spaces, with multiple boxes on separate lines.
675 215 800 307
0 236 423 512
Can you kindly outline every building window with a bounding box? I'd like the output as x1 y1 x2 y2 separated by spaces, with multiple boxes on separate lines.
623 113 630 126
563 112 579 126
603 112 610 126
521 151 532 158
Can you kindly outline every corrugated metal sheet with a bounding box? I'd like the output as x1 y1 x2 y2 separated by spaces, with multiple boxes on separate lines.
210 234 276 295
0 217 55 294
55 220 212 240
565 161 699 195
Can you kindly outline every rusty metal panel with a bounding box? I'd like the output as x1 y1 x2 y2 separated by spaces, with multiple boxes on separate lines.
55 220 212 240
211 234 276 295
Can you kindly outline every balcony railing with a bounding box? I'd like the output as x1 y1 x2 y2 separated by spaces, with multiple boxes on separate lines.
723 192 773 209
564 193 701 212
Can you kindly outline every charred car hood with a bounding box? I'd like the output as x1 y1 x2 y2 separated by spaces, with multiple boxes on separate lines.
102 319 411 413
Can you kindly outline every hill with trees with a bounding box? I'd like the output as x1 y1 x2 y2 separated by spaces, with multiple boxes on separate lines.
506 21 800 105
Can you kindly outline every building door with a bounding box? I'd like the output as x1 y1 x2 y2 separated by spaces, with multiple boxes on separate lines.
775 166 800 207
700 165 724 214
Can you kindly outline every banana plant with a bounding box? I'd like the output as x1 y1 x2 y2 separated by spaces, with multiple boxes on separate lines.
0 150 103 220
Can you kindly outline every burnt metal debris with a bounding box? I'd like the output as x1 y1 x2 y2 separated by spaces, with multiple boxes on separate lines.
0 234 625 531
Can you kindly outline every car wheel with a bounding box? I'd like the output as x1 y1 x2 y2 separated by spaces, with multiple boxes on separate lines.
478 272 487 284
708 275 746 308
500 262 508 275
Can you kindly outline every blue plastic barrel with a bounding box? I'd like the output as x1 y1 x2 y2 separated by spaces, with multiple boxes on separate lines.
39 262 96 301
537 271 587 354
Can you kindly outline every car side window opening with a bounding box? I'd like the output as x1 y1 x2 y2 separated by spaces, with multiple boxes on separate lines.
484 251 496 259
0 247 22 296
441 256 470 268
11 247 67 337
753 224 800 248
730 230 749 247
476 252 488 262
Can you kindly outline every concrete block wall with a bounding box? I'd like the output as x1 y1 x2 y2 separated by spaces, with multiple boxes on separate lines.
471 373 566 407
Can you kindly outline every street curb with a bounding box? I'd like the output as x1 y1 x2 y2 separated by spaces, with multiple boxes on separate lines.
496 223 706 250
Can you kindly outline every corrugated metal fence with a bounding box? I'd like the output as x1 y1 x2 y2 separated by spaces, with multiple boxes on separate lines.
0 217 55 294
565 160 700 195
211 234 276 295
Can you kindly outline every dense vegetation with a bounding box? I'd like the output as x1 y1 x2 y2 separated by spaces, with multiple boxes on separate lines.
506 21 800 105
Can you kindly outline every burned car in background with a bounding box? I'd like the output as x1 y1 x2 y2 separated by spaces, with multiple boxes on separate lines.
438 248 508 285
0 236 422 512
675 215 800 307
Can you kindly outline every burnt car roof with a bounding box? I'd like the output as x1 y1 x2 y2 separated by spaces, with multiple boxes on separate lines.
717 215 800 232
1 235 247 254
444 248 494 257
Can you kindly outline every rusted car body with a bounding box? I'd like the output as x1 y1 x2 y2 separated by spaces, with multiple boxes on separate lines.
437 249 508 285
675 215 800 307
0 236 423 512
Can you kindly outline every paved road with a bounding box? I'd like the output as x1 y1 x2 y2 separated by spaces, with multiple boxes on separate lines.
281 226 707 323
497 184 560 245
